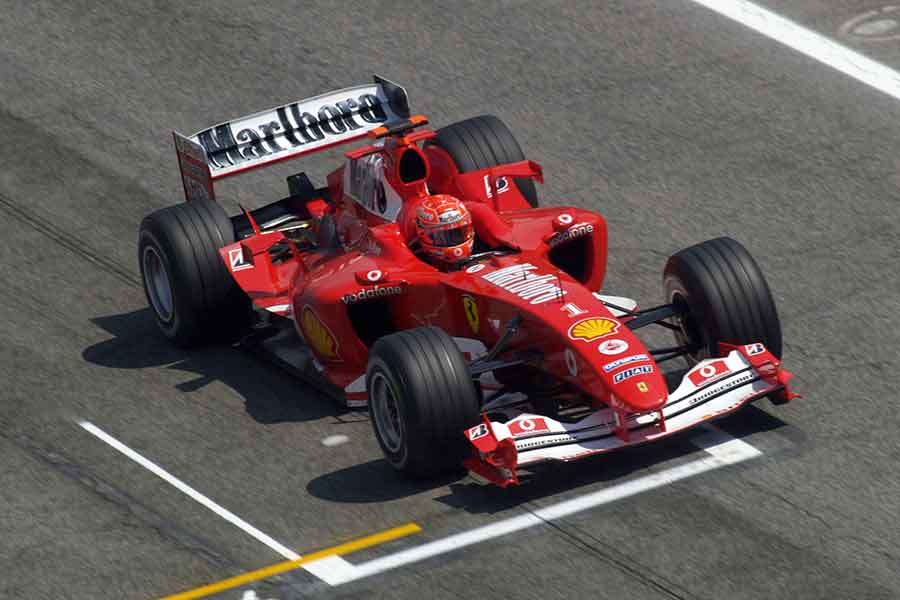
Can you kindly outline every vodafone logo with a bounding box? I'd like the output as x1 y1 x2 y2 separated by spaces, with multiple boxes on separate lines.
598 339 628 355
688 359 730 387
557 213 573 225
366 269 383 282
466 263 485 274
508 417 549 437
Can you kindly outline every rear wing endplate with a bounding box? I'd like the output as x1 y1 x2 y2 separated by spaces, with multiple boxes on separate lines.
174 75 409 202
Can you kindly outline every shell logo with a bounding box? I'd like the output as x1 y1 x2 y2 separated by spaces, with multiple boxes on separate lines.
299 305 340 360
568 317 620 343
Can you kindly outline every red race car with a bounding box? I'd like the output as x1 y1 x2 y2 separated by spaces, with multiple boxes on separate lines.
139 76 798 487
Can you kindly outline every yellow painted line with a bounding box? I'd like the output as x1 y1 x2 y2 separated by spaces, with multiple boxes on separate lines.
160 522 421 600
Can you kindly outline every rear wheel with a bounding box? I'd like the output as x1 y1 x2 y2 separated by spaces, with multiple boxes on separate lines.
138 199 249 348
367 327 481 477
663 237 782 362
427 115 539 207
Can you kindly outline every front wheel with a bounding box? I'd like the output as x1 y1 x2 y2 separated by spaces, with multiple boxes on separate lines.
426 115 539 207
663 237 782 363
367 327 481 478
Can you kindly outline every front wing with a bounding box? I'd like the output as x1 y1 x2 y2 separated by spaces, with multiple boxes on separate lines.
464 345 797 487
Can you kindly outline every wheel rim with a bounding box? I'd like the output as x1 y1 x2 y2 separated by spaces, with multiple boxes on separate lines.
143 246 174 323
370 372 404 454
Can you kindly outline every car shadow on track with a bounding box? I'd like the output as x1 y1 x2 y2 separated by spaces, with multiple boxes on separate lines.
306 405 789 512
82 308 346 424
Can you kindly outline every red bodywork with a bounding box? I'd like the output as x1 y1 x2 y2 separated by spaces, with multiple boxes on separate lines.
215 123 667 411
209 119 796 487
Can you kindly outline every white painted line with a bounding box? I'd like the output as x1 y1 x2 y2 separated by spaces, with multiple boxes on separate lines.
322 427 761 585
78 421 300 560
686 0 900 102
692 423 763 462
301 555 360 586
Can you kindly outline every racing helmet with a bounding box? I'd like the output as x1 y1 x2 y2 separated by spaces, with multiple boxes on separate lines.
415 195 474 264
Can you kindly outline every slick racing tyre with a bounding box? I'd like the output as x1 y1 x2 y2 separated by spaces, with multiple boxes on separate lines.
427 115 539 207
663 237 782 363
138 199 249 348
367 327 481 478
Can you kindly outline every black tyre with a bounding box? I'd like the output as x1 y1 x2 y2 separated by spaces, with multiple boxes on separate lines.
366 327 481 477
427 115 539 207
138 199 249 348
663 237 782 362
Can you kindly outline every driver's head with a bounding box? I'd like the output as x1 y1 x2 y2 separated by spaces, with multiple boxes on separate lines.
415 195 474 265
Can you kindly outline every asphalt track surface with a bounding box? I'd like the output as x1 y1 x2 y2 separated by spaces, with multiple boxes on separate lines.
2 1 900 598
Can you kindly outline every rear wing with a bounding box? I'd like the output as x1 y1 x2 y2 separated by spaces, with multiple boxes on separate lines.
174 75 409 202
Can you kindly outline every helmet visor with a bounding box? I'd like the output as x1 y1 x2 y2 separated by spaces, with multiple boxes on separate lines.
426 226 471 247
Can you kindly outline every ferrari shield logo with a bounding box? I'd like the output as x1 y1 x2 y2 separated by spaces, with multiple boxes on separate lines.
462 295 480 334
637 382 649 393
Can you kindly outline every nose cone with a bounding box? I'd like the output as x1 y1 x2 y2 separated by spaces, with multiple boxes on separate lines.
609 364 668 411
566 314 668 412
590 335 668 412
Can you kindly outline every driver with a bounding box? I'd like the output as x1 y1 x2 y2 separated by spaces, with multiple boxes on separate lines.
414 194 474 268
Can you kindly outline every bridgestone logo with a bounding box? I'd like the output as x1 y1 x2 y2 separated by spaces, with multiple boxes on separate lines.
341 285 403 304
482 264 566 305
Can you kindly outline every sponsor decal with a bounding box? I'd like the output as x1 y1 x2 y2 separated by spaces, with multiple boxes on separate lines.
602 353 650 373
466 263 486 274
688 359 730 387
561 302 587 317
439 209 462 223
598 338 629 355
194 90 390 176
637 382 649 393
366 269 383 282
547 222 594 248
174 132 214 203
613 365 653 384
744 343 765 356
483 175 510 198
481 263 566 305
299 305 340 360
345 153 402 220
227 247 252 272
564 348 578 377
341 285 404 304
557 213 574 226
461 295 480 334
569 317 620 343
468 423 489 441
508 418 550 437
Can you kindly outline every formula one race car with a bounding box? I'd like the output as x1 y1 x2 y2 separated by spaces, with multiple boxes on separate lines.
139 76 798 487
